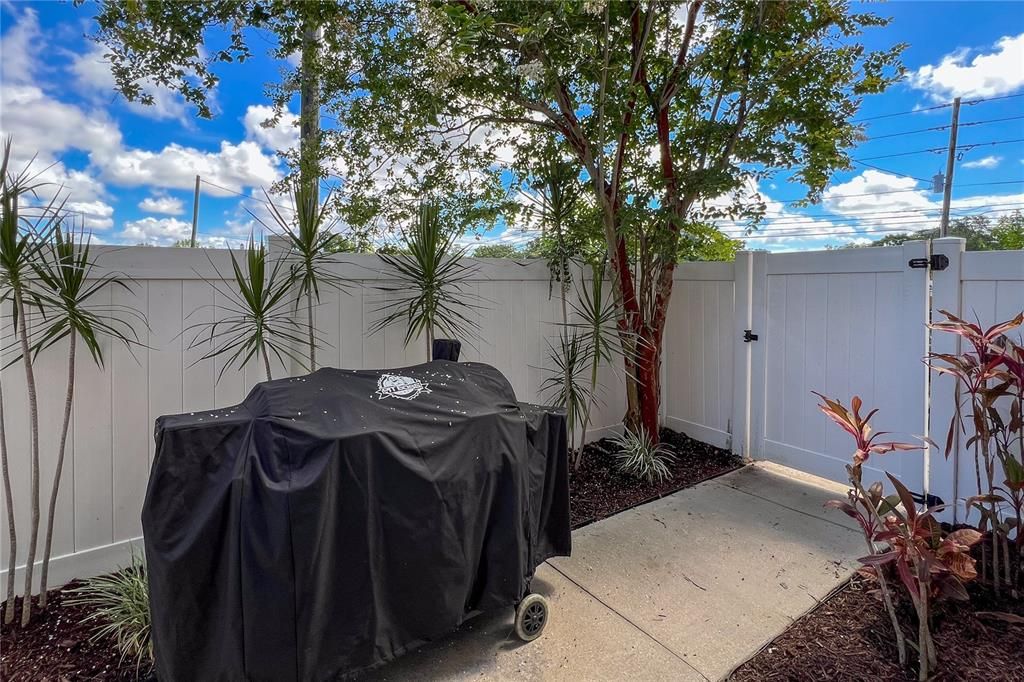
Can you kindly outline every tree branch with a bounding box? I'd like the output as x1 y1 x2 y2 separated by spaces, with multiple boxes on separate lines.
660 0 703 108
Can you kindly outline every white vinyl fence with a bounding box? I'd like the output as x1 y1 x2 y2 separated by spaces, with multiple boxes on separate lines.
1 247 623 590
2 238 1021 586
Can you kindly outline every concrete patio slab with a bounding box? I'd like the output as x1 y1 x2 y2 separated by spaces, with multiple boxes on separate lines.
356 463 865 681
354 563 703 681
550 465 864 680
716 461 861 534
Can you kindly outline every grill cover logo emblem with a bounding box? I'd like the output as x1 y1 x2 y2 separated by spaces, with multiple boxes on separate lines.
375 374 431 401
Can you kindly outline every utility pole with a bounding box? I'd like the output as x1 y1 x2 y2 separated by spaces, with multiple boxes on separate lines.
939 97 961 237
190 174 200 248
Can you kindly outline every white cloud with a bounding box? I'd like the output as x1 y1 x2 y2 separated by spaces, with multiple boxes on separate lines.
460 226 536 252
910 33 1024 100
0 84 122 161
728 170 1024 252
65 200 115 231
0 5 41 86
98 141 281 196
243 105 300 152
0 82 280 199
119 216 193 245
962 155 1001 169
138 194 186 215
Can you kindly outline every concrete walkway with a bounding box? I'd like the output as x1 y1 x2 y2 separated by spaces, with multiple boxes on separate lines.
357 463 865 681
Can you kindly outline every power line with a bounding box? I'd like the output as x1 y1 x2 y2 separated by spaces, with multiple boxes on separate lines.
852 93 1024 123
753 202 1024 227
853 138 1024 162
852 101 953 123
722 206 1024 232
863 115 1024 141
200 178 297 213
771 179 1024 204
724 205 1022 240
851 160 932 183
754 198 1024 222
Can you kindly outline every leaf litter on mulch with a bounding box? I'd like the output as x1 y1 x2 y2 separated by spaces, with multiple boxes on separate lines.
729 574 1024 681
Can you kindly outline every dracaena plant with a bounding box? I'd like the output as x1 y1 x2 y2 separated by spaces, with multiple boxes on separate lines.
371 201 481 360
1 137 62 626
251 178 350 372
539 330 592 456
815 392 920 668
30 223 144 609
860 473 981 681
185 239 312 382
929 310 1024 596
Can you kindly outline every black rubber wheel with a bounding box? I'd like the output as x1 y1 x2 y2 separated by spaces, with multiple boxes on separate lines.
514 593 549 642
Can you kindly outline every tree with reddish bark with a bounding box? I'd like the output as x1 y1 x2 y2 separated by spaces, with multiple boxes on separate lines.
386 0 904 441
87 0 905 442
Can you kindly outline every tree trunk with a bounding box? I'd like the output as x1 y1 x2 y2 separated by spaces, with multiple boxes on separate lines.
307 290 316 371
38 331 75 609
15 289 40 626
634 329 662 441
262 345 273 382
300 17 321 202
1 372 16 625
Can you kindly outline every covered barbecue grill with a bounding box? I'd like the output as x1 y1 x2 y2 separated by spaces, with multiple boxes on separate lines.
142 361 571 681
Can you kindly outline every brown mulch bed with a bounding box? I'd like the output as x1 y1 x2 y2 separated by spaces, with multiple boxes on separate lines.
1 584 153 682
569 427 743 528
730 574 1024 681
2 427 738 680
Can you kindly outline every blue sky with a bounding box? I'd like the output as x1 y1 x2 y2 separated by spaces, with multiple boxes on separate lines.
1 0 1022 251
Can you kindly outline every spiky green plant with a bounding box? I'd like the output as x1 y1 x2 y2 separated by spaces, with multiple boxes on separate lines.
0 137 62 626
371 201 480 359
251 179 349 371
611 427 676 484
30 222 144 606
540 330 594 454
185 239 311 382
566 259 628 468
66 551 152 672
0 372 11 624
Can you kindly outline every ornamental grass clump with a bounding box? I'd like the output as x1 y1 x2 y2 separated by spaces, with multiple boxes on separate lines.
66 552 152 672
611 426 676 484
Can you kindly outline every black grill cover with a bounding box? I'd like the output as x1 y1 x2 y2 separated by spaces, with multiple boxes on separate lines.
142 361 570 681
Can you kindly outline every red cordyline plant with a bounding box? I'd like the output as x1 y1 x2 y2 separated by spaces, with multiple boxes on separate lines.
929 310 1024 596
860 473 981 681
814 392 919 668
977 335 1023 595
815 393 982 681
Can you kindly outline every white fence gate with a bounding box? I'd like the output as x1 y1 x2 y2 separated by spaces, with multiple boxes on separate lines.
662 237 1023 517
749 243 932 494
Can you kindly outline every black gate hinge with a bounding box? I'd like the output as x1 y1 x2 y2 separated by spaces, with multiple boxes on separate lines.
743 329 758 342
908 254 950 271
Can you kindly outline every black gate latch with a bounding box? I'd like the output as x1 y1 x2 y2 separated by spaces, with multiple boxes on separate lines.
743 329 758 342
910 490 944 509
908 254 950 271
